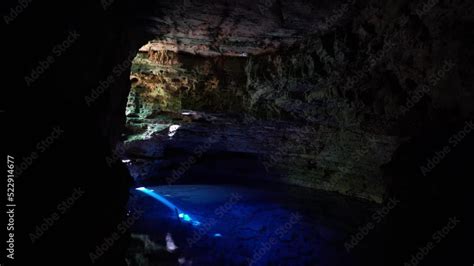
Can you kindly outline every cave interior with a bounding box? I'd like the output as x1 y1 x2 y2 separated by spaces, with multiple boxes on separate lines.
3 0 472 265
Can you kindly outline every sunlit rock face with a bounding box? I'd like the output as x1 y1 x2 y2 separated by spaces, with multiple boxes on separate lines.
125 48 400 202
124 0 474 203
126 51 248 117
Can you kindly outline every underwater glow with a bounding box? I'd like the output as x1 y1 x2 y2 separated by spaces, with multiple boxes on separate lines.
180 213 192 222
166 233 178 252
213 233 222 237
136 187 201 226
136 187 177 210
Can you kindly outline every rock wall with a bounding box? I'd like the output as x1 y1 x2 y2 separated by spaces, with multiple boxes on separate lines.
127 50 248 117
123 0 473 204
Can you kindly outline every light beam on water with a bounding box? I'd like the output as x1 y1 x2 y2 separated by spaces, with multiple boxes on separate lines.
136 187 201 226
